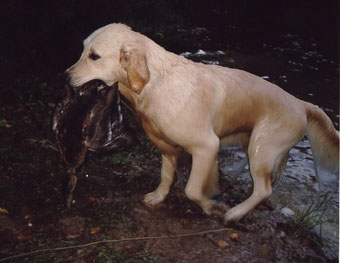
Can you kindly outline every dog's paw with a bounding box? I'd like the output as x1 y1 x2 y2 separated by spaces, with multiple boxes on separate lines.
223 207 243 224
143 191 165 207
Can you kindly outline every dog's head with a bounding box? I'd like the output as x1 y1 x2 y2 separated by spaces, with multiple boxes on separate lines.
66 23 150 94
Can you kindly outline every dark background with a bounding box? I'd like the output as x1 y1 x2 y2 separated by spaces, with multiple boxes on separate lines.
1 0 338 85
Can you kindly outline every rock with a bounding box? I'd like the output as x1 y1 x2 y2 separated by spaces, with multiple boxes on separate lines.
280 207 295 218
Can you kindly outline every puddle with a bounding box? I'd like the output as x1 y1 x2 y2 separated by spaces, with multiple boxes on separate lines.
180 38 339 258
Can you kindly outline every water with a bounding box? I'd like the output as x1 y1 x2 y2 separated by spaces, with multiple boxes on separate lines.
180 35 339 258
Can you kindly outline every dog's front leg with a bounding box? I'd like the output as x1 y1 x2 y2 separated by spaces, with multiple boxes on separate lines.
185 136 220 215
144 153 178 207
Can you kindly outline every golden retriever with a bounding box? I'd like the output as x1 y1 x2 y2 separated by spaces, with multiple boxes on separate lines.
66 23 339 223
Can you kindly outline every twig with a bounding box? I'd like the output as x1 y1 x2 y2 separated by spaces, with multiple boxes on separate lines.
0 227 232 262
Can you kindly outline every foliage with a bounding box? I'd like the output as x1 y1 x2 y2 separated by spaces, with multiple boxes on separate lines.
289 193 330 246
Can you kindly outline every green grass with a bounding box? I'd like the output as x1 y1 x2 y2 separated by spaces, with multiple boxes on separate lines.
289 193 330 250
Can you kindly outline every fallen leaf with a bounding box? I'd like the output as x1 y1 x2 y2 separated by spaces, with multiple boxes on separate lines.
66 233 80 239
179 218 190 225
24 215 32 221
88 196 97 202
0 208 9 214
0 119 12 128
90 226 101 234
17 233 32 241
230 233 239 240
15 243 25 250
213 239 229 249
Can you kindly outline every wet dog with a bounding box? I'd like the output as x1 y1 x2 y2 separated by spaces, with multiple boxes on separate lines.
66 23 339 222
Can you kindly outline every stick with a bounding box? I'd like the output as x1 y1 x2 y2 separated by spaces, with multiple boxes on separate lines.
0 227 232 262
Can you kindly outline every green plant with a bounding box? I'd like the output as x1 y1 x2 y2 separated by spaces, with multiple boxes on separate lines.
101 153 132 166
98 248 125 262
120 214 134 229
39 138 59 151
97 248 158 263
289 193 330 240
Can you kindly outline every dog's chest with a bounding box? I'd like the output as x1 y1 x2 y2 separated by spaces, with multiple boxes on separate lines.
140 112 163 138
132 89 189 148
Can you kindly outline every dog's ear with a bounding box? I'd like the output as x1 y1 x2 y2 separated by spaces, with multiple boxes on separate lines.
120 46 150 94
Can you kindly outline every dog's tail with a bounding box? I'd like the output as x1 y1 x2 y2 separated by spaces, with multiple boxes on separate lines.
304 101 339 172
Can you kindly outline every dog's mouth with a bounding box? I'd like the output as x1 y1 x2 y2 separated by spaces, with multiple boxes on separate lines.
72 79 108 94
53 79 136 168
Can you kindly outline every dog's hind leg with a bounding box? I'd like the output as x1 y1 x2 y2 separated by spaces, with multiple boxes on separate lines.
144 153 178 207
224 124 304 223
271 152 289 189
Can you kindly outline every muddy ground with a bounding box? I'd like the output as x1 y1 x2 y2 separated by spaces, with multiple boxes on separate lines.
0 14 339 263
0 103 333 263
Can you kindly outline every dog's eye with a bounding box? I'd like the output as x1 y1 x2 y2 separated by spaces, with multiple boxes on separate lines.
89 52 101 61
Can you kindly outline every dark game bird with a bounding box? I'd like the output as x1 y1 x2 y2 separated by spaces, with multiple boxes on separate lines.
53 80 135 207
